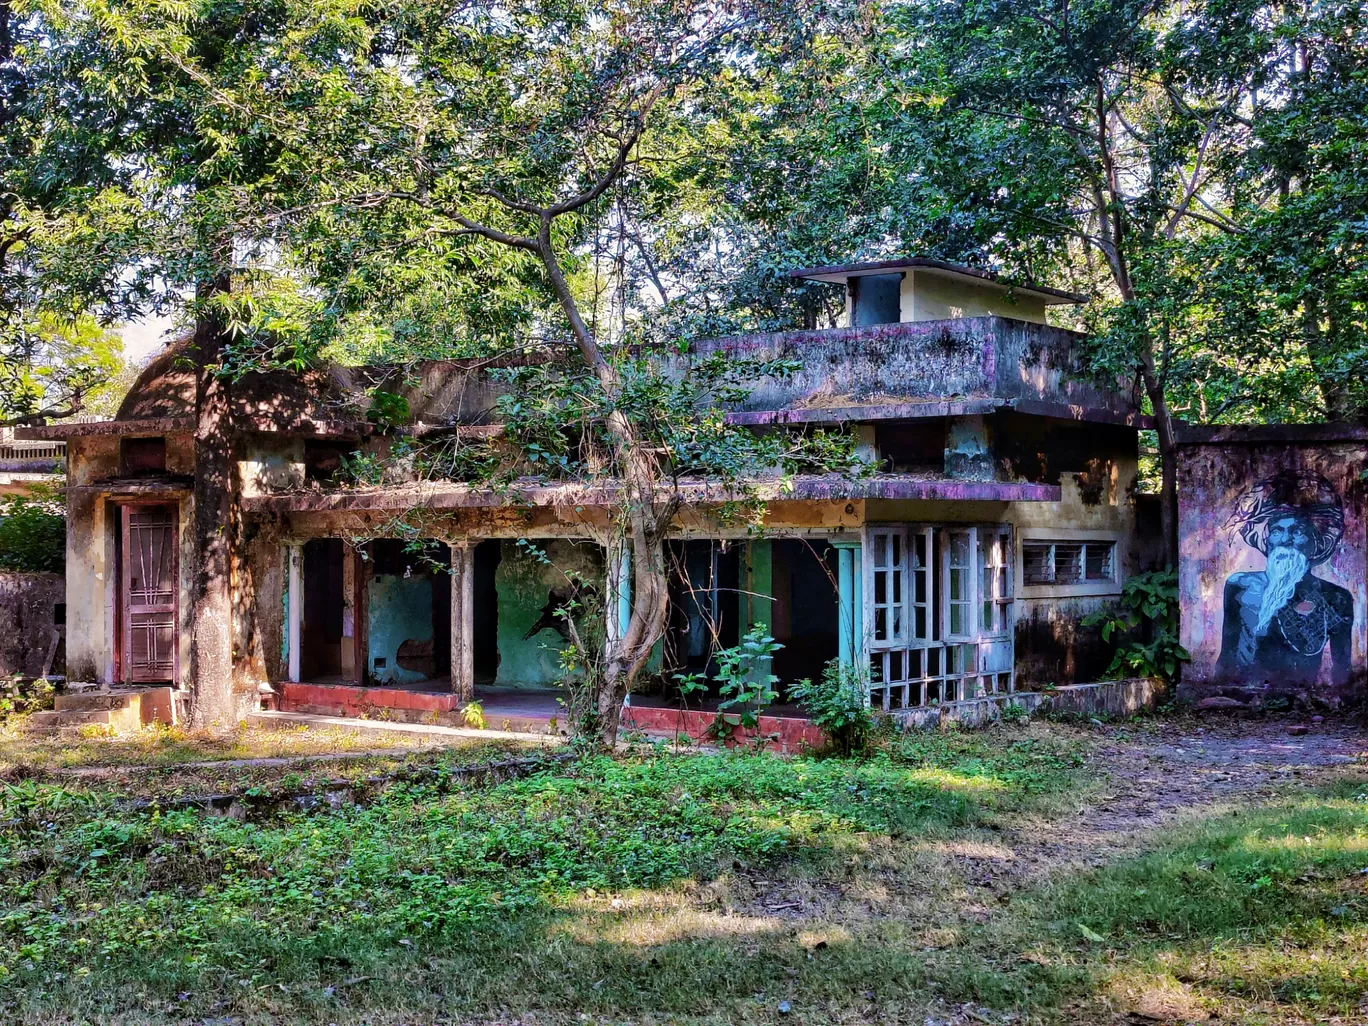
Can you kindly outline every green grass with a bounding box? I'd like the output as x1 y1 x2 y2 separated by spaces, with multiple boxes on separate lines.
0 730 1089 1024
0 721 462 772
12 724 1363 1024
1021 772 1368 1021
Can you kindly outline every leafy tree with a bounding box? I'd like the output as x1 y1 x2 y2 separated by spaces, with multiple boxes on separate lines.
0 313 126 426
32 0 857 741
680 0 1367 564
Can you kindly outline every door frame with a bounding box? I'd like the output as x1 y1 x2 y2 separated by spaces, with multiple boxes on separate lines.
115 499 181 686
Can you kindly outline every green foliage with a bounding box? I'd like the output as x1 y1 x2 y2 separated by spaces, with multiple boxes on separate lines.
710 627 782 737
366 390 410 427
0 741 1081 999
1083 569 1189 682
0 677 56 720
0 315 128 426
790 659 875 757
0 493 65 573
491 354 863 494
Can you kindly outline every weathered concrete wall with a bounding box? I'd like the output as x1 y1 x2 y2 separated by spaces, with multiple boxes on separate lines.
0 572 64 677
368 572 435 685
495 539 603 687
1178 427 1368 706
688 317 1131 417
63 437 197 685
891 677 1162 729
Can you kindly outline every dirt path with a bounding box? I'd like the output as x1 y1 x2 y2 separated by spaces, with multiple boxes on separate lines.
1013 714 1368 876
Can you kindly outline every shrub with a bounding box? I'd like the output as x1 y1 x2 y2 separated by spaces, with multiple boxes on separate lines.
0 492 65 573
790 660 874 757
1082 567 1189 682
0 676 57 719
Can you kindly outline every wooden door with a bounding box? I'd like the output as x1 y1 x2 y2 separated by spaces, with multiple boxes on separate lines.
121 504 179 682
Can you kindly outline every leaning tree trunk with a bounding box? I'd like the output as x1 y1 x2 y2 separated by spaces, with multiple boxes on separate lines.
188 277 237 727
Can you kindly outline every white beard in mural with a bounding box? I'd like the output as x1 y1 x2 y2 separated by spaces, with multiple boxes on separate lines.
1218 471 1353 688
1255 545 1310 635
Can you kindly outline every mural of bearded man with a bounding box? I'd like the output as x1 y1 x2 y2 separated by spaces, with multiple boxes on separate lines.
1217 471 1353 686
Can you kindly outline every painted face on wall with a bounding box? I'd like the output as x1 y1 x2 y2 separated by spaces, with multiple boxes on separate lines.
1217 472 1353 687
1265 515 1317 558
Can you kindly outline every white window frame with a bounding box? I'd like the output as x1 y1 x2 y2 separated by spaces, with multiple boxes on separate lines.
941 527 977 642
978 526 1014 639
863 523 1015 711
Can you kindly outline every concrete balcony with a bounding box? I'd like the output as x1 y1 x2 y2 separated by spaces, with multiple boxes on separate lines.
680 316 1145 427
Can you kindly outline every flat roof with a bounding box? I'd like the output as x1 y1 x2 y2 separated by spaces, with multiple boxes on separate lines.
787 258 1088 305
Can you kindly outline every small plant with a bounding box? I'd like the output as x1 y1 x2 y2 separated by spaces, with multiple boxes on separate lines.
339 449 387 486
460 701 486 730
693 627 782 743
789 660 874 757
1083 568 1190 682
1000 701 1029 724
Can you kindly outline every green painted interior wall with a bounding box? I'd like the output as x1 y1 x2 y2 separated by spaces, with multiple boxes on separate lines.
368 573 433 685
494 540 603 687
740 540 773 631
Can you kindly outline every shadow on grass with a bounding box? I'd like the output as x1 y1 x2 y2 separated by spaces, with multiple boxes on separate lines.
0 737 1090 1023
973 770 1368 1021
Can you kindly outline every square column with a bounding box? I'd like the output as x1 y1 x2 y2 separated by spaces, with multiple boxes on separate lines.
832 539 863 669
286 543 302 682
450 542 475 702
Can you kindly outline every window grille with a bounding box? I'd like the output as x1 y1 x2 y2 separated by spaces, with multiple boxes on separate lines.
1022 540 1116 586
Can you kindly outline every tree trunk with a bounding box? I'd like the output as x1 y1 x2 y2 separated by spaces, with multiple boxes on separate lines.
1139 358 1179 568
188 276 237 727
538 234 675 748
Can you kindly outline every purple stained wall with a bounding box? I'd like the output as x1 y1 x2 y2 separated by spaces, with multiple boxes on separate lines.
1177 426 1368 706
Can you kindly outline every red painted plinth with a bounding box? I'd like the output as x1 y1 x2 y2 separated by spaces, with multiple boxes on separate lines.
279 682 459 720
622 704 826 753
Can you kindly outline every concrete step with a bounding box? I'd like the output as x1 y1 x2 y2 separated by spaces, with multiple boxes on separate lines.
54 691 140 712
246 710 563 745
26 708 116 728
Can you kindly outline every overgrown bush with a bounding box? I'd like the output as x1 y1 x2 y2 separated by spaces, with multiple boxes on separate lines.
790 660 874 756
1083 568 1189 682
0 492 65 573
0 676 57 719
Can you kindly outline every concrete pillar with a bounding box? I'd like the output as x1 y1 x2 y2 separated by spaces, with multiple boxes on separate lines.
340 545 356 679
450 542 475 702
286 543 302 682
617 545 632 641
832 539 862 669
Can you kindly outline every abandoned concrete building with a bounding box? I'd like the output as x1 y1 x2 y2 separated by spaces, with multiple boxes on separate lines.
18 259 1158 732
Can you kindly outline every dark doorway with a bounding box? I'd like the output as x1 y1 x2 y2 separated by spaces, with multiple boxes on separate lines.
770 540 839 686
850 273 902 326
665 540 740 681
301 538 345 679
473 540 501 682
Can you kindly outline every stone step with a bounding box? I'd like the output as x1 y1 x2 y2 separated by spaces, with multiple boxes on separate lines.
54 691 141 712
246 710 562 745
26 708 116 728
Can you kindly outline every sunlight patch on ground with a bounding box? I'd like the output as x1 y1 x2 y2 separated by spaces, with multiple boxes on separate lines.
923 838 1017 860
1106 970 1208 1022
557 907 789 946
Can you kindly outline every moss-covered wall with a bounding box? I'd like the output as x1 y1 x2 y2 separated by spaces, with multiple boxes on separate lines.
494 539 603 687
